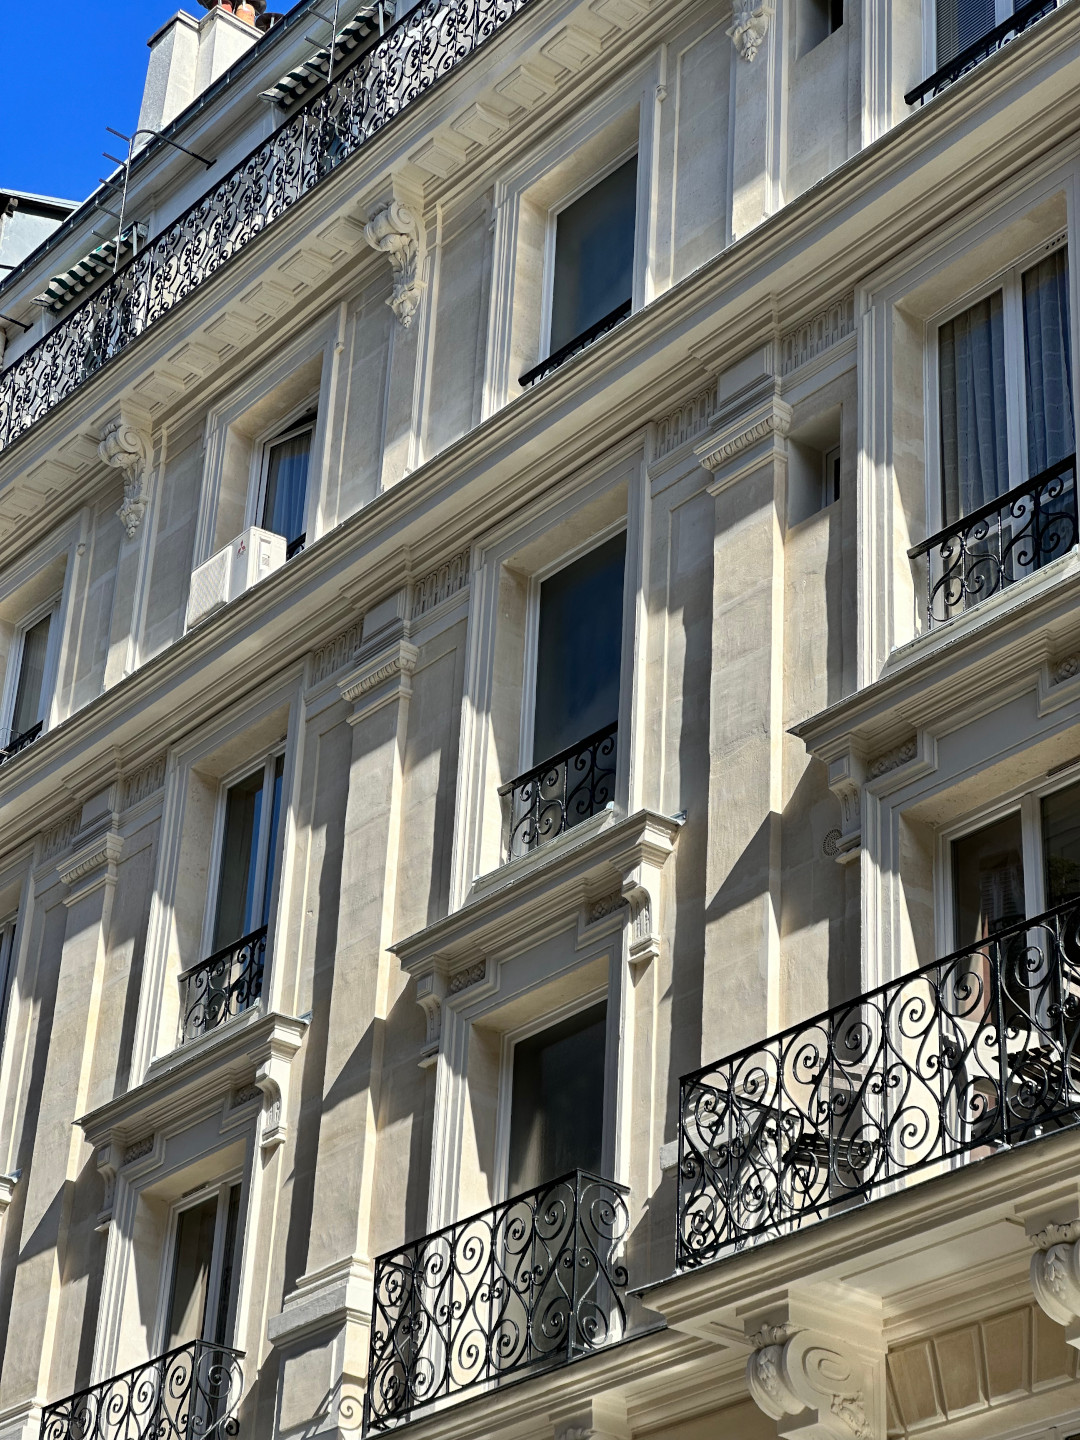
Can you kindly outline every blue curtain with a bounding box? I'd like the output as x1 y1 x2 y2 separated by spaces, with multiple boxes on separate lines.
1023 247 1074 476
939 291 1009 522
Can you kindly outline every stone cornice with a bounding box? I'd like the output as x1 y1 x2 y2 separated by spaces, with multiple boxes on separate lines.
393 807 683 977
78 1010 307 1147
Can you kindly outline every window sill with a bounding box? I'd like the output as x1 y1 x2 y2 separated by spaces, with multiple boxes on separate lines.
887 544 1080 678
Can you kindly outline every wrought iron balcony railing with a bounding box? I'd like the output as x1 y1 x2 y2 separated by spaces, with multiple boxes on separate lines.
677 894 1080 1269
39 1340 243 1440
0 0 535 457
499 721 617 862
180 924 267 1044
907 456 1077 630
518 299 632 388
364 1170 629 1432
905 0 1063 105
0 719 43 767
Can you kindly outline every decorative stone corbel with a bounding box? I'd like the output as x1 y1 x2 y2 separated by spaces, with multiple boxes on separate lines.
364 201 424 327
551 1394 630 1440
0 1170 19 1232
415 969 447 1068
98 412 152 538
94 1143 121 1231
1030 1220 1080 1346
728 0 773 59
826 749 864 865
618 813 683 975
747 1324 879 1440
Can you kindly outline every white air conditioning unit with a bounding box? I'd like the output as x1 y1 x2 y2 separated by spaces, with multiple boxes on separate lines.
186 526 286 629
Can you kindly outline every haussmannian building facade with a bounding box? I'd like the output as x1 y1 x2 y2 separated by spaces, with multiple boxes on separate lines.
1 0 1080 1435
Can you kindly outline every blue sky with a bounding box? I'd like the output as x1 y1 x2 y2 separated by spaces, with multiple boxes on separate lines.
1 1 197 204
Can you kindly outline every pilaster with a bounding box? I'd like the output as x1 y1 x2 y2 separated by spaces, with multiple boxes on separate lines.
728 0 784 240
697 372 789 1062
271 588 416 1436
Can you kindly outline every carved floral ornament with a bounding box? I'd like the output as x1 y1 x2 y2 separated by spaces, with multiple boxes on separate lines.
364 200 424 328
728 0 773 60
1030 1220 1080 1341
98 413 151 539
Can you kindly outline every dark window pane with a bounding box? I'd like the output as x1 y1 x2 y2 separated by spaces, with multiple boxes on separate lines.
262 428 311 550
936 0 995 67
533 532 625 764
1043 779 1080 908
549 158 637 355
939 291 1009 523
260 755 285 928
213 767 264 950
507 1001 607 1194
166 1195 218 1348
213 1184 243 1346
11 613 51 742
1023 247 1075 475
953 811 1025 947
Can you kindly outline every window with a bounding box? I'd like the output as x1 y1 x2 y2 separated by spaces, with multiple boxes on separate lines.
936 0 996 67
531 531 626 767
937 242 1074 524
547 157 637 359
163 1180 243 1350
0 917 15 1046
506 1001 607 1194
800 0 843 53
210 753 285 955
950 775 1080 947
2 601 58 754
258 414 313 560
822 446 841 508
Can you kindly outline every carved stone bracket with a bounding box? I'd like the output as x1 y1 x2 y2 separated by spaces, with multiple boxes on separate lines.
697 377 792 490
1030 1220 1080 1346
0 1170 19 1233
364 201 424 327
98 411 152 538
747 1325 879 1440
416 969 447 1067
728 0 774 60
826 749 864 865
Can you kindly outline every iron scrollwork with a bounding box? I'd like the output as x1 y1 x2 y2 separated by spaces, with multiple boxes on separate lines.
905 0 1062 105
0 719 43 768
0 0 535 456
180 924 267 1044
38 1340 243 1440
908 456 1077 630
678 894 1080 1268
364 1169 629 1432
499 721 617 862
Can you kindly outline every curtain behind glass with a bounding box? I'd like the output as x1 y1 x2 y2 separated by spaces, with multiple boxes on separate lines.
550 158 637 354
213 767 264 951
166 1195 219 1347
952 811 1025 947
939 291 1009 523
10 613 51 742
1023 248 1074 475
262 430 311 548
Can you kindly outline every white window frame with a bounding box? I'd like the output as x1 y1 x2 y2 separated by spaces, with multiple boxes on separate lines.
0 594 62 747
935 765 1080 951
0 914 17 1047
517 519 629 775
154 1170 246 1354
493 986 610 1202
537 147 640 366
245 400 319 545
201 747 287 961
924 231 1069 536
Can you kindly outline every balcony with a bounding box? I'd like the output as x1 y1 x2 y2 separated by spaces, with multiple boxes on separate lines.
39 1341 243 1440
364 1170 629 1432
905 0 1064 106
908 455 1077 631
179 925 267 1045
0 0 534 458
518 300 632 389
0 719 42 768
498 722 617 862
677 894 1080 1269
